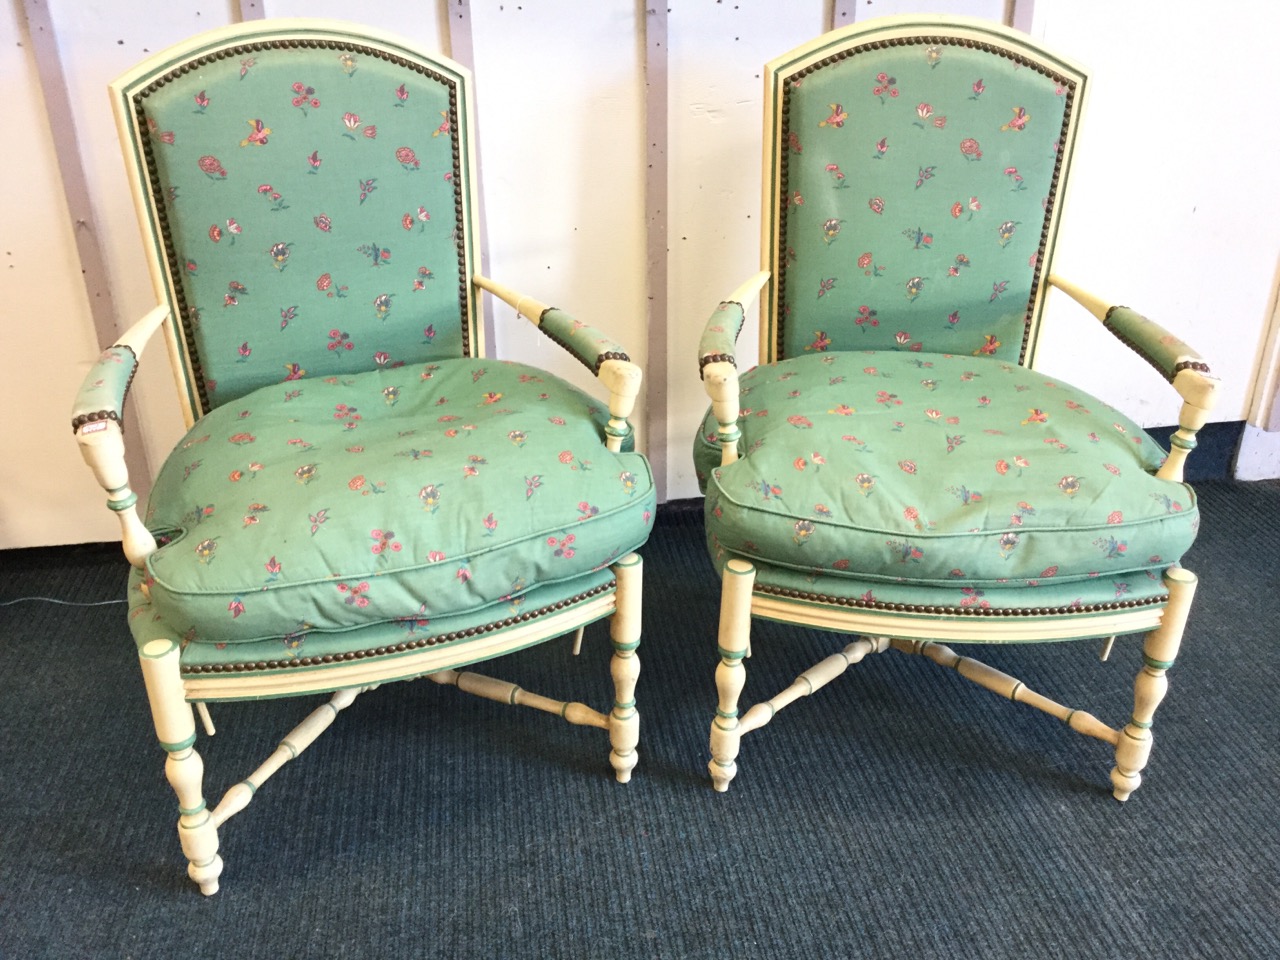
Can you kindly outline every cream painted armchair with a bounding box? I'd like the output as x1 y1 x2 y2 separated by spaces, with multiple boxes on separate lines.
693 15 1218 800
72 19 653 894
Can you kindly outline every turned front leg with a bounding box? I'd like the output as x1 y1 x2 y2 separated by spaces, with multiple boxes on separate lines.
1112 567 1198 801
709 559 755 792
138 639 222 895
608 554 643 783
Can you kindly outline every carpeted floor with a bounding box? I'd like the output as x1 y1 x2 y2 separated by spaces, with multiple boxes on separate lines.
1 479 1277 959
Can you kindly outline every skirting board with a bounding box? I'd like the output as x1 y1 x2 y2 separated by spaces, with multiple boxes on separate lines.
1234 423 1280 481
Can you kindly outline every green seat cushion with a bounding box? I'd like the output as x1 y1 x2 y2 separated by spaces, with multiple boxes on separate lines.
139 358 654 644
696 352 1197 589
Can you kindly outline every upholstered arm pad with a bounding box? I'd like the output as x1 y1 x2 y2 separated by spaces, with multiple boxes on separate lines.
1102 306 1211 384
1048 275 1218 482
71 345 139 434
697 271 771 378
472 275 641 452
699 301 747 377
537 307 631 376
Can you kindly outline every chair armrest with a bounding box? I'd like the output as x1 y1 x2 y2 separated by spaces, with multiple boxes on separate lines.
1048 275 1219 482
70 305 169 566
698 272 770 467
473 275 642 453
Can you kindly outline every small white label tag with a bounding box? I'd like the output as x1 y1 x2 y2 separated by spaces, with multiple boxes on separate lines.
81 421 110 434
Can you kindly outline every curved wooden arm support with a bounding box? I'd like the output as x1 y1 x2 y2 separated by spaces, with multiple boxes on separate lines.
72 305 169 567
473 274 642 453
697 272 770 468
1047 275 1220 483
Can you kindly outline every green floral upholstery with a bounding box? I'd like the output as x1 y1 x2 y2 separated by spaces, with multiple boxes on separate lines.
696 351 1197 598
132 33 477 412
138 357 653 646
769 33 1072 363
71 345 139 432
1103 307 1209 381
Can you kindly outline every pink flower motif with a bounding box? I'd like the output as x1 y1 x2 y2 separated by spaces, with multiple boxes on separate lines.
198 155 226 178
868 196 885 215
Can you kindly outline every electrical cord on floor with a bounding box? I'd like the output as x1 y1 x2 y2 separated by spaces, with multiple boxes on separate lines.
0 597 128 607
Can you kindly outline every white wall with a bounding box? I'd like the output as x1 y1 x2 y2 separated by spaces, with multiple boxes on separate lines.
1030 0 1280 432
6 0 1277 548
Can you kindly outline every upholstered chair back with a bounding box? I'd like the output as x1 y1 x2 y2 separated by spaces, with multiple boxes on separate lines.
764 21 1085 364
114 25 480 416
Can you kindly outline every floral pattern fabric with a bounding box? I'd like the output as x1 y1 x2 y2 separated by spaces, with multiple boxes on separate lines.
140 358 654 645
71 345 138 425
135 41 474 410
773 39 1070 363
696 351 1198 591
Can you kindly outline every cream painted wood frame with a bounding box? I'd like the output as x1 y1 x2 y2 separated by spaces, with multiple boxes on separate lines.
79 18 648 895
704 14 1218 806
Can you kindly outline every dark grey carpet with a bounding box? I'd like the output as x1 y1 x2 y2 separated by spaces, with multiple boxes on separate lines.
2 479 1277 959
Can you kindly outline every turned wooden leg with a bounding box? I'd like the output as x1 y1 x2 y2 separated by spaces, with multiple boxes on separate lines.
138 639 223 895
1112 567 1197 802
709 558 755 792
607 554 642 784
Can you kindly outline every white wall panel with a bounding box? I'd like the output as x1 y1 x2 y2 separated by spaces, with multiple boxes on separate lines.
466 1 648 419
260 0 446 52
1031 0 1280 427
2 1 119 546
665 0 825 499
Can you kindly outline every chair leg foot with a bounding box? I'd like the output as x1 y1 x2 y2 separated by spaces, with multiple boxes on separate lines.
1109 567 1197 803
139 639 223 894
608 554 642 784
708 559 755 792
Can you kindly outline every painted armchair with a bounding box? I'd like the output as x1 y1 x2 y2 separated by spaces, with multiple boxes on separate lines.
695 15 1217 799
71 19 653 894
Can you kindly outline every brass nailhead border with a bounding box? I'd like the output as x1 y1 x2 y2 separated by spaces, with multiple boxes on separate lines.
698 299 746 378
70 344 139 432
134 37 470 416
535 307 631 375
775 36 1075 364
755 581 1167 617
698 352 736 377
181 580 617 676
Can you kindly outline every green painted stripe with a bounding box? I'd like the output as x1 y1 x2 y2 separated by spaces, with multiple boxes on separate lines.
178 801 207 817
106 492 138 512
1144 656 1176 670
716 646 746 661
159 733 197 752
714 708 738 721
